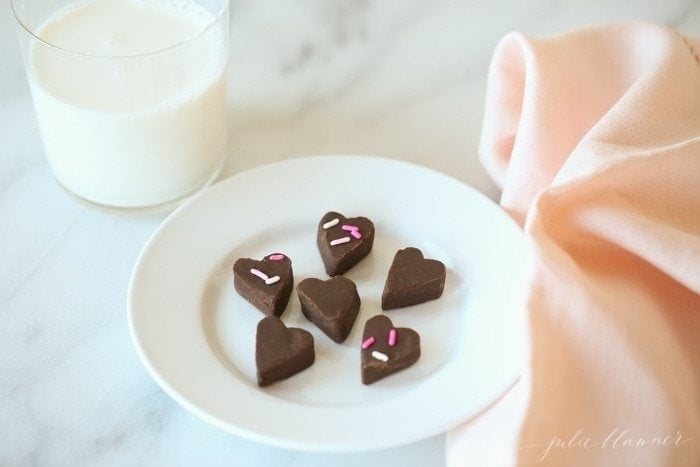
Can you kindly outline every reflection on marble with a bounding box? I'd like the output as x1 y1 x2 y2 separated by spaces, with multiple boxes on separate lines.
1 0 699 465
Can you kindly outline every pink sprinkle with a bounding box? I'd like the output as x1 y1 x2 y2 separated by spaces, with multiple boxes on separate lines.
250 268 268 280
361 336 375 349
341 224 360 232
388 329 397 346
330 236 351 246
268 254 285 261
350 230 362 239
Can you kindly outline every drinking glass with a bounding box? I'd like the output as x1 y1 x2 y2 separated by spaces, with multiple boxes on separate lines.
11 0 229 212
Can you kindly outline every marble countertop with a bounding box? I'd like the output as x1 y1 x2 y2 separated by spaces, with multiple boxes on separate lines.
1 1 698 465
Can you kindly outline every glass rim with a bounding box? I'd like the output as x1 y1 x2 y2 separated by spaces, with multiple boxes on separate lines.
10 0 228 60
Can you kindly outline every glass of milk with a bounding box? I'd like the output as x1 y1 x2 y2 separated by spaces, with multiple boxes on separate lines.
12 0 229 212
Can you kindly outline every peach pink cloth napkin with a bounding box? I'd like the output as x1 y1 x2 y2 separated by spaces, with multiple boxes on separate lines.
447 22 700 466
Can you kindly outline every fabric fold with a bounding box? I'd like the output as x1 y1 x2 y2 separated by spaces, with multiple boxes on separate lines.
448 22 700 466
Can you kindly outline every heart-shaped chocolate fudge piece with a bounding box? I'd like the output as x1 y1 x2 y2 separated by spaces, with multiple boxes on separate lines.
233 253 294 317
256 316 315 387
297 276 361 343
381 247 446 310
361 315 420 384
317 211 375 276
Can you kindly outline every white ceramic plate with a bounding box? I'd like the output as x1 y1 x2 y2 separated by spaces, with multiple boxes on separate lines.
128 155 527 452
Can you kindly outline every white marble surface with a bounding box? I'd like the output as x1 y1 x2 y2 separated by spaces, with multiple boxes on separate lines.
1 1 698 465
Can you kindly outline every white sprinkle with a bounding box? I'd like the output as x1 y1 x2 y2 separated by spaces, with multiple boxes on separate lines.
265 276 280 285
322 218 340 229
330 236 351 246
371 351 389 362
250 268 268 280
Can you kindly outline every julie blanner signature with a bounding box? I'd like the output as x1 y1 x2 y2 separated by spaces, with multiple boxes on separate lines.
521 427 695 463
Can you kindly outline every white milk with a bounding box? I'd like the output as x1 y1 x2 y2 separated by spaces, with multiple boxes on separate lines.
28 0 227 208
